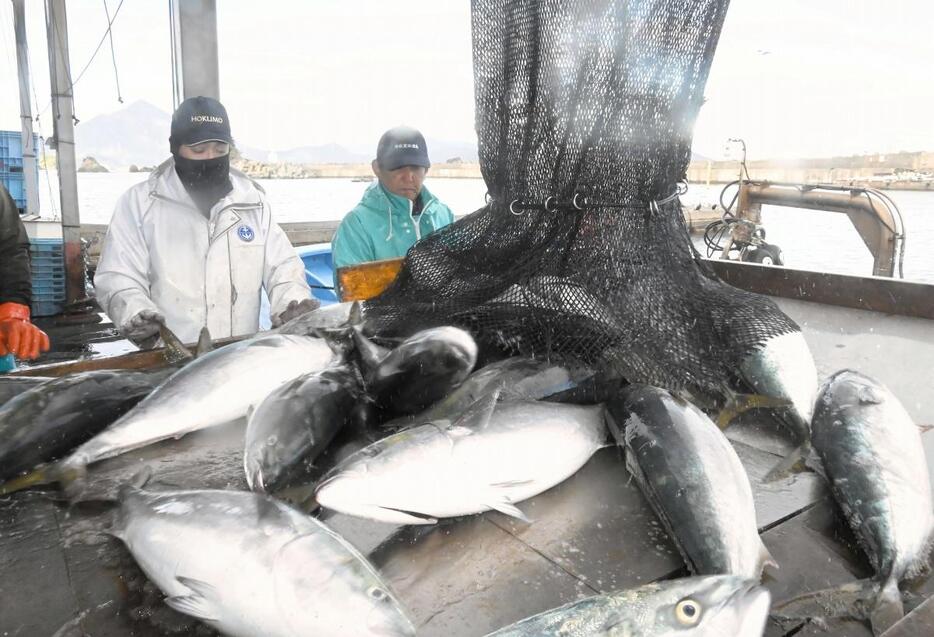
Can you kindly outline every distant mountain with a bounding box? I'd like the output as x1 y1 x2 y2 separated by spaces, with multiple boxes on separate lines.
75 100 172 170
269 143 369 164
72 100 480 169
426 138 479 163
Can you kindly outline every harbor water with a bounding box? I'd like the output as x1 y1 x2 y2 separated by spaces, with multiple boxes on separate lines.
34 171 934 284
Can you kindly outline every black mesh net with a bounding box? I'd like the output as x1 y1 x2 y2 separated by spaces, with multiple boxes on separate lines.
365 0 799 397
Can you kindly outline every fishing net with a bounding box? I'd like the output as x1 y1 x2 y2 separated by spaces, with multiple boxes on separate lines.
364 0 799 396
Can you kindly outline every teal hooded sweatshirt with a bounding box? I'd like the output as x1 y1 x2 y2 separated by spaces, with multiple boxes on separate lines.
331 182 454 283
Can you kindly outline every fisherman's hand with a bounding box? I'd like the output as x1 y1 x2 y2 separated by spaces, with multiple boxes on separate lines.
272 298 320 327
122 309 165 346
0 302 51 361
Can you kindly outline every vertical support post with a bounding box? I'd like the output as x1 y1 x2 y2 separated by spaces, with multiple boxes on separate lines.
12 0 39 217
45 0 84 303
735 181 761 223
171 0 220 101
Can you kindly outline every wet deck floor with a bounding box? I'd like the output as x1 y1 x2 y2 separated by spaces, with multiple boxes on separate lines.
1 297 933 636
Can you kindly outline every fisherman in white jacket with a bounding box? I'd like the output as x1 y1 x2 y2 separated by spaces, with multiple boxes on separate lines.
94 96 317 347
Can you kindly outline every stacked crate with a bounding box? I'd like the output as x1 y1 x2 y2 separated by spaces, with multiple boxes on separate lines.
29 238 65 317
0 130 40 213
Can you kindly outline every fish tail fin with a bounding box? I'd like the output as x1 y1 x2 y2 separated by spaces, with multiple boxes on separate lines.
717 392 793 429
159 322 194 362
0 465 56 495
870 576 903 635
762 441 812 483
348 300 363 326
772 578 880 624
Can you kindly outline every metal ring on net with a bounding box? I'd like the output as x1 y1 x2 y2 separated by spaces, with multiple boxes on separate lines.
543 196 558 213
509 199 523 216
572 192 589 210
484 191 492 205
655 187 682 208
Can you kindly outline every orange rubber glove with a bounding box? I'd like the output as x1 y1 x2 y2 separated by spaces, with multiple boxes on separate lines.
0 302 51 361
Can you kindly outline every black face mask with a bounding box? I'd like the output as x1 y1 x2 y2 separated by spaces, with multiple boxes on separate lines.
173 153 233 215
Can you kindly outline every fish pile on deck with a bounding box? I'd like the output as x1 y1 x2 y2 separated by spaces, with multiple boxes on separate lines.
0 302 931 637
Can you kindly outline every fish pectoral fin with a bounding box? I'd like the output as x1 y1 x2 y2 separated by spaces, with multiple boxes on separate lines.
453 389 501 430
489 479 535 488
762 442 812 483
165 594 218 622
444 425 474 439
375 506 438 525
485 499 531 524
166 576 220 621
717 393 793 429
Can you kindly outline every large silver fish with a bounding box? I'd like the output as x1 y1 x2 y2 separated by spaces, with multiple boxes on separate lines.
244 364 363 493
773 369 934 635
275 301 357 335
0 369 172 482
608 385 775 580
733 330 818 479
315 394 606 524
112 485 415 637
0 376 52 406
737 331 817 439
484 575 770 636
4 334 336 494
355 325 479 418
383 357 594 430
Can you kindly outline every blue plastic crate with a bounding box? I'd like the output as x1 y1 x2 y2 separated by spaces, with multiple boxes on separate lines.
295 243 338 305
30 269 65 280
0 158 23 173
32 279 65 294
2 173 25 210
31 300 62 317
0 131 39 212
29 238 64 250
0 131 39 167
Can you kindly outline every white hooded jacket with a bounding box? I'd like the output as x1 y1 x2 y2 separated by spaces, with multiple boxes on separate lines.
94 158 311 343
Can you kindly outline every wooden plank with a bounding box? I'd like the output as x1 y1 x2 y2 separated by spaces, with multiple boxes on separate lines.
705 259 934 320
368 516 596 637
883 595 934 636
336 257 404 302
0 494 80 635
8 335 244 378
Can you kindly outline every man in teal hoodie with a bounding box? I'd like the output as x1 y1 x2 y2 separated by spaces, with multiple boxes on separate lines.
332 126 454 286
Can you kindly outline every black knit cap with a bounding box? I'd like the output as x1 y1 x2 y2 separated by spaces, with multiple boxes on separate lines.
170 96 232 152
376 126 431 171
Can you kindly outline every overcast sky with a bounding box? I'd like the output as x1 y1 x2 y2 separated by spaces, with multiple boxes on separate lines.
0 0 932 160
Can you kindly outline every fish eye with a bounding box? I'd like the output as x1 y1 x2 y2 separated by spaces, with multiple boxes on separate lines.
368 586 388 601
675 598 702 625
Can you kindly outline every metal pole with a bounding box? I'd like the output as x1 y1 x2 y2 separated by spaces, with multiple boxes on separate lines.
12 0 39 216
171 0 220 101
45 0 84 303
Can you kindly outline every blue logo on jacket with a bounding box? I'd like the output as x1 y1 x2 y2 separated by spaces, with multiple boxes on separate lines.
237 225 255 242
